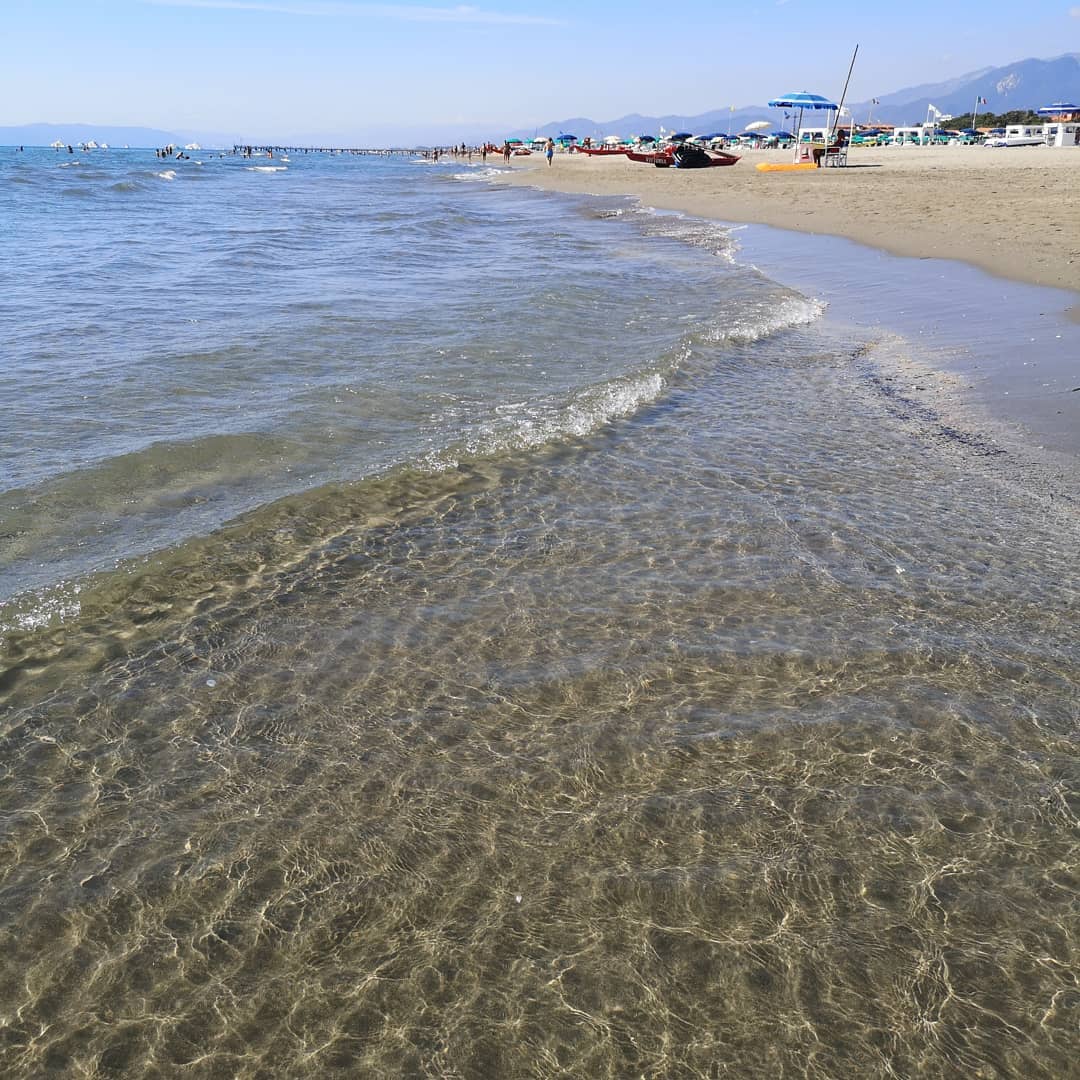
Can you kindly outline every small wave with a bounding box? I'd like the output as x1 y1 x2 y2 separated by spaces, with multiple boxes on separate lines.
110 180 141 192
57 160 82 168
636 206 738 261
247 166 288 173
423 372 666 472
452 167 509 182
157 170 177 181
705 291 826 344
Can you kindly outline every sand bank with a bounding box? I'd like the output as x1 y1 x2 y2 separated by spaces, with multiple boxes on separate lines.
496 145 1080 298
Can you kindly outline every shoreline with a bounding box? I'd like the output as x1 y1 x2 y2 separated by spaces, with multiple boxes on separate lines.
493 145 1080 305
487 144 1080 502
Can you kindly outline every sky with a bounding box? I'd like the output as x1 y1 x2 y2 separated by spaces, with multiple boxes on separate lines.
4 0 1079 143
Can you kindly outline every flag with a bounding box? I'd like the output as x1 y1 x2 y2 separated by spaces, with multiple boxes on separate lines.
978 96 988 105
730 105 736 112
928 104 941 118
871 98 879 105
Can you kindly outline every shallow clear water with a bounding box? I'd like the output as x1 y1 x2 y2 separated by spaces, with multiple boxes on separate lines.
0 147 1077 1078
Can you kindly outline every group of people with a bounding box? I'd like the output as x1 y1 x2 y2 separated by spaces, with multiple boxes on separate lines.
419 139 558 165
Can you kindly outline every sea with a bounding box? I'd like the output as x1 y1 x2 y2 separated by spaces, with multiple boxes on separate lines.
1 145 1077 1078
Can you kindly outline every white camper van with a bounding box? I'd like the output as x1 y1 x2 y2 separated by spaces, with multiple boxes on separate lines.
986 125 1045 147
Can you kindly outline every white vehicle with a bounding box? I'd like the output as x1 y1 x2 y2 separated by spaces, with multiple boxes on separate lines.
985 125 1045 147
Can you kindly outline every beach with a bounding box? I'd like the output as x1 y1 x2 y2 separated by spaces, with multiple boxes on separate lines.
2 147 1079 1078
498 144 1080 297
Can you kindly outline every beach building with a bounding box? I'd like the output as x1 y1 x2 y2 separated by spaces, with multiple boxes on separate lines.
889 126 935 145
796 125 832 144
1042 121 1080 146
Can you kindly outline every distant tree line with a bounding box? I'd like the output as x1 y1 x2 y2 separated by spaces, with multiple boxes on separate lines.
932 109 1043 128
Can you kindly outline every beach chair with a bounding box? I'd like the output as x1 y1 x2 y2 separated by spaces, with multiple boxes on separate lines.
822 141 848 167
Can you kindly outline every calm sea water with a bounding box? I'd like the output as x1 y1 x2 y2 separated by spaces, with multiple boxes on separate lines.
0 146 1076 1078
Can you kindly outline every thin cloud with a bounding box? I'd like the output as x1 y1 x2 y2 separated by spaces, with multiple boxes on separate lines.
141 0 563 24
1071 5 1080 14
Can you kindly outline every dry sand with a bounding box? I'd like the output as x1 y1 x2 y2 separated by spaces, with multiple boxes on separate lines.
496 144 1080 299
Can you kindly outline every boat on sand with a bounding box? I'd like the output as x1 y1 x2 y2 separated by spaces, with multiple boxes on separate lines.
627 144 740 168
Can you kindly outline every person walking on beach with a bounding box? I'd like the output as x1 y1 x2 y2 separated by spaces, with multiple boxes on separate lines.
545 137 554 166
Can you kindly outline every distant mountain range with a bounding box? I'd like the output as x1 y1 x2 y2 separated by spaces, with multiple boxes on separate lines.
3 54 1079 148
512 53 1080 140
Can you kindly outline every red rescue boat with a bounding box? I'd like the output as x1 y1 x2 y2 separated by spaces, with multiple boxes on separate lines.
627 144 740 168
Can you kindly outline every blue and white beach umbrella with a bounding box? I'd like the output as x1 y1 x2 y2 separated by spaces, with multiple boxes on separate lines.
767 92 839 159
1036 102 1080 115
766 92 839 111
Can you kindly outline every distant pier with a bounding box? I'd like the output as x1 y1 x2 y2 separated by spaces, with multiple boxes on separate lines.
232 146 439 156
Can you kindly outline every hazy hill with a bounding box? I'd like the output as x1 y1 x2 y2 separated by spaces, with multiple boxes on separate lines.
517 53 1080 138
848 54 1080 125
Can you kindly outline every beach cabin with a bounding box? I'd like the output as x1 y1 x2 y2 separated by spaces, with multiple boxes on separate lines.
797 126 834 145
1042 122 1080 147
889 126 931 145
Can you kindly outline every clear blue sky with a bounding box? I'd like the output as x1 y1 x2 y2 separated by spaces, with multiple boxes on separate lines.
4 0 1078 141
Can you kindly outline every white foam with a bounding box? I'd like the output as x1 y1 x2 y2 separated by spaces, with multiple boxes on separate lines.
422 372 666 472
157 170 177 181
705 292 826 344
635 205 739 262
0 583 82 641
247 166 288 173
453 167 508 182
